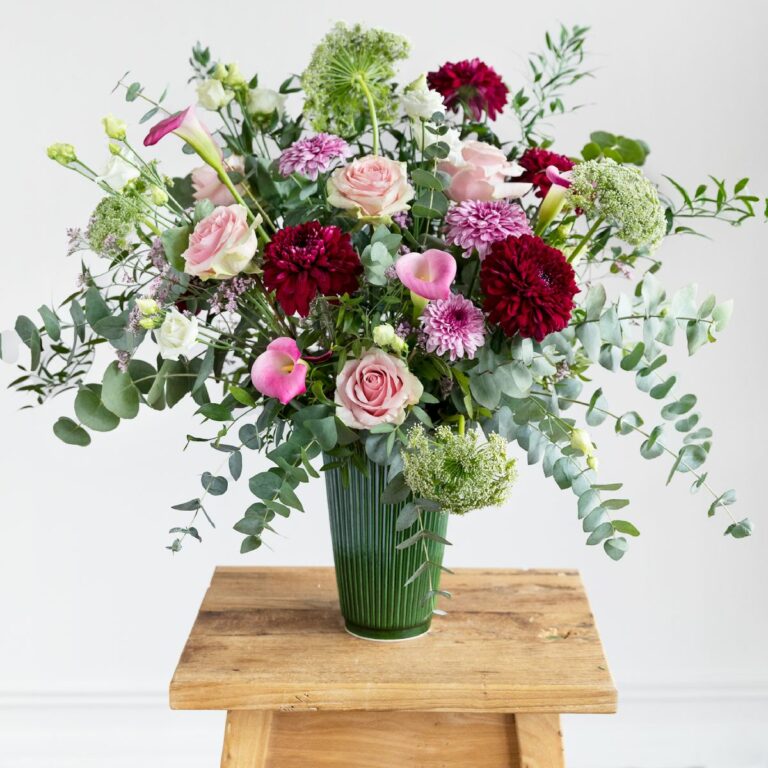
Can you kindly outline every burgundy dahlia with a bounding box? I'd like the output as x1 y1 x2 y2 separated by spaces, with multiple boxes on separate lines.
480 234 578 341
262 222 362 317
427 58 508 121
514 148 574 199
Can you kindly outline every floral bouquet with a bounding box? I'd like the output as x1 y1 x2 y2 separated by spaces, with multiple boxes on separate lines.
3 23 764 638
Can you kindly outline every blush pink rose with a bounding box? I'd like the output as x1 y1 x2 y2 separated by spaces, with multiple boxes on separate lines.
327 155 414 218
181 204 258 280
335 349 424 429
192 157 244 206
440 140 532 202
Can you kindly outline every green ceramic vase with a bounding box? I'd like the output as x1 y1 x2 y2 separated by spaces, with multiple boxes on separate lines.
324 456 448 641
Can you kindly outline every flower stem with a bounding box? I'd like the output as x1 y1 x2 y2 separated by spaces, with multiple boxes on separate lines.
216 171 272 244
355 74 380 155
569 215 605 262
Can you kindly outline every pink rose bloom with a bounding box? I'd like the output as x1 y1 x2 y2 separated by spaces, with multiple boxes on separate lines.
327 155 414 218
251 337 308 405
335 349 423 430
440 140 532 202
192 157 244 206
181 204 258 280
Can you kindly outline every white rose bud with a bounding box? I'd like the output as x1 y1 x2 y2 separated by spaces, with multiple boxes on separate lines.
196 79 233 111
247 87 286 117
156 309 199 361
401 74 445 120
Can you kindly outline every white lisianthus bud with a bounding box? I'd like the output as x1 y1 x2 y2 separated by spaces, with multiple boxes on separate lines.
102 114 127 141
150 185 169 206
156 309 199 361
96 154 140 191
390 334 408 354
136 297 161 316
196 79 233 111
401 74 445 120
247 87 286 116
571 428 596 457
373 323 397 348
223 63 247 88
47 143 77 166
212 62 228 81
587 454 599 471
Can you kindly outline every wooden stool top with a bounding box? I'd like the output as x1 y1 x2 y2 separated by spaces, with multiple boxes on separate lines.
170 567 616 715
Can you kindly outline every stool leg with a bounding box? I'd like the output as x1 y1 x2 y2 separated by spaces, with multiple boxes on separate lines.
220 711 273 768
512 714 564 768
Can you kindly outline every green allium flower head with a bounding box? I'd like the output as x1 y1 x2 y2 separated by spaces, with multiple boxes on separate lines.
301 22 410 137
402 425 517 515
568 158 667 250
86 195 141 256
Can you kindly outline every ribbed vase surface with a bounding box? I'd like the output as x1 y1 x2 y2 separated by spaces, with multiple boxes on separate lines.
324 457 448 640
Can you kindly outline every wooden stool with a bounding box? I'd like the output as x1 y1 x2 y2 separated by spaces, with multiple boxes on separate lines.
170 567 616 767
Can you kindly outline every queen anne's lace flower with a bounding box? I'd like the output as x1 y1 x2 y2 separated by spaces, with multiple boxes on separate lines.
567 158 666 249
301 23 409 136
403 425 517 515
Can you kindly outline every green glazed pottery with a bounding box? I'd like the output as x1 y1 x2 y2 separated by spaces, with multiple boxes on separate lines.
324 456 448 641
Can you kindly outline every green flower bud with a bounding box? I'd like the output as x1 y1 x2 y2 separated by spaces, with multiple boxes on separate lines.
102 114 127 141
47 143 77 166
136 297 161 316
139 316 160 330
212 62 228 81
150 185 169 206
223 62 247 87
108 142 122 156
571 428 596 457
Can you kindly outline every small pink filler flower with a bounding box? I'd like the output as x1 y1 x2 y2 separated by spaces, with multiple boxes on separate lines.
395 249 457 300
251 338 308 405
278 133 351 181
445 200 531 258
421 294 486 361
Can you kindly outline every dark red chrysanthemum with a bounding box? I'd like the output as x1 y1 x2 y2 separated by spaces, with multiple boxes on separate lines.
481 234 578 341
514 148 574 199
427 58 509 121
262 222 362 317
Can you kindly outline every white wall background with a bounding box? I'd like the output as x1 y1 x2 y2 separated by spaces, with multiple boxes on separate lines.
1 0 767 766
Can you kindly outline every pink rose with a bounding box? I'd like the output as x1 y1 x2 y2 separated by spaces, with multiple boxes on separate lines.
181 204 258 280
440 140 532 202
192 157 244 206
335 349 423 429
327 155 414 218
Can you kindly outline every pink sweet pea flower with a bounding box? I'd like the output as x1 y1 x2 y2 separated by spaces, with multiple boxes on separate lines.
395 249 457 300
143 106 223 172
251 338 308 405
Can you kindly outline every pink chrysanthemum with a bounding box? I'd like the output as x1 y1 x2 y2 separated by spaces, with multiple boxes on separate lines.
444 200 531 258
421 293 486 361
278 133 351 181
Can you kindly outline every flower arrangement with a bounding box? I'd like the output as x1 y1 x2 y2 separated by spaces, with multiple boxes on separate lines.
4 23 764 567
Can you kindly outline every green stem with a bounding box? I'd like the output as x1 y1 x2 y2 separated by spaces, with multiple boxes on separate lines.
216 171 272 243
355 75 380 155
569 215 606 262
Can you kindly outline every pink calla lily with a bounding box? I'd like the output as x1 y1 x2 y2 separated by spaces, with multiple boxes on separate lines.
144 106 223 172
251 338 308 405
395 249 457 301
545 164 573 188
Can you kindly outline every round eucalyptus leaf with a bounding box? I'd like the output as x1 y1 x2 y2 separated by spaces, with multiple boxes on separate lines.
74 385 120 432
53 417 91 447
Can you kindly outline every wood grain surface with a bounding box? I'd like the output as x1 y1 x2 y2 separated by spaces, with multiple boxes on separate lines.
170 567 616 714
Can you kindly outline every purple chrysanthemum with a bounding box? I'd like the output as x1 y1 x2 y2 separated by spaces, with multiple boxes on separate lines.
444 200 531 259
421 293 486 361
278 133 351 181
